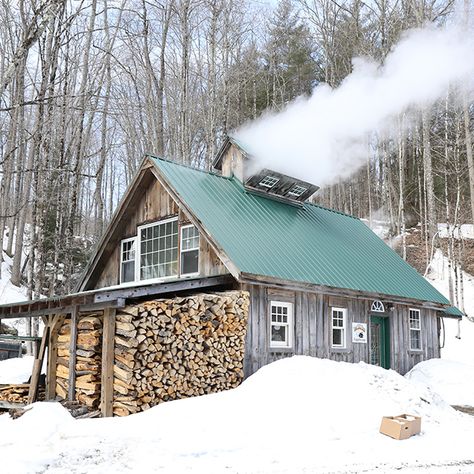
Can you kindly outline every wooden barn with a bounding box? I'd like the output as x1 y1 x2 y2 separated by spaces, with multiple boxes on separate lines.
0 136 462 416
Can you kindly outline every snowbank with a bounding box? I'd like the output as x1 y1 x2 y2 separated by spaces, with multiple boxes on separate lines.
427 249 474 365
406 359 474 406
1 356 474 473
0 356 36 384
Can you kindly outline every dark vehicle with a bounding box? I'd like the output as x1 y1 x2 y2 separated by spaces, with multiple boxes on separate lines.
0 341 22 361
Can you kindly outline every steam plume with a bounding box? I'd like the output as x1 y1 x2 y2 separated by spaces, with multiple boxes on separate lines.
234 22 474 187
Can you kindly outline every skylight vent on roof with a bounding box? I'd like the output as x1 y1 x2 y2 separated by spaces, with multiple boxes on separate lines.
259 175 279 188
287 185 307 198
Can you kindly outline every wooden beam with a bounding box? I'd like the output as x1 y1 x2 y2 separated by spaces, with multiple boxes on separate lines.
93 275 235 304
100 307 116 417
0 298 125 320
0 305 71 319
27 325 50 404
68 306 78 401
45 314 66 400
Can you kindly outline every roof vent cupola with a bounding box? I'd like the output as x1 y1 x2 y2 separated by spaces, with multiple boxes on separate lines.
213 136 319 205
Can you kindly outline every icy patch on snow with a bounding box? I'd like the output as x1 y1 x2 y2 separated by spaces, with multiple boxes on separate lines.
1 356 474 473
406 359 474 406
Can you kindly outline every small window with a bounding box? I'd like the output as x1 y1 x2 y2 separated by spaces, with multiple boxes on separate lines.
120 238 136 283
259 175 279 188
332 307 347 348
287 184 307 198
270 301 292 348
409 309 421 350
371 300 385 313
180 224 199 275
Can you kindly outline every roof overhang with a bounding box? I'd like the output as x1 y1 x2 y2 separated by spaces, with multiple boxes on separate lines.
239 272 454 311
0 275 235 319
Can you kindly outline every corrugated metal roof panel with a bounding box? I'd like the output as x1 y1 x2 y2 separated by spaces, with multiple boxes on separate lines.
151 156 450 305
443 306 464 318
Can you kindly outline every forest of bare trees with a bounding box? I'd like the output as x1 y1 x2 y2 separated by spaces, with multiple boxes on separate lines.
0 0 473 315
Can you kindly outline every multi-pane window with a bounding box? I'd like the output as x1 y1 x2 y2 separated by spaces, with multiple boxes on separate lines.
120 238 136 283
270 301 292 348
139 218 178 280
287 185 307 198
181 225 199 275
409 309 422 350
371 300 385 313
259 175 279 188
332 307 347 348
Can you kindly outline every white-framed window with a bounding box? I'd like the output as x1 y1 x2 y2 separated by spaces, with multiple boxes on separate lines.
259 175 279 188
409 308 422 350
371 300 385 313
270 301 293 348
287 184 307 198
138 217 178 280
120 237 136 283
180 224 199 276
331 307 347 348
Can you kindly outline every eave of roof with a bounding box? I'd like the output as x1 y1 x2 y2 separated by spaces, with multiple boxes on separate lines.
442 305 464 318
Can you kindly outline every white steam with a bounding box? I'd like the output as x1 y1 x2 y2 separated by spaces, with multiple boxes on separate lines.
234 22 474 187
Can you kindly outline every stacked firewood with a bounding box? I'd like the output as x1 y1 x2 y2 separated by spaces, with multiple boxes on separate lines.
0 384 44 404
56 314 103 408
55 318 71 398
75 315 103 407
113 291 249 416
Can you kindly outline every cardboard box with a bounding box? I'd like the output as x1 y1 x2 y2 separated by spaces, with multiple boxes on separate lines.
379 414 421 440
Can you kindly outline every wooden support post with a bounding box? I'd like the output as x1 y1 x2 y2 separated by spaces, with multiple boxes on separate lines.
27 326 50 404
46 314 66 400
68 306 78 401
100 307 115 417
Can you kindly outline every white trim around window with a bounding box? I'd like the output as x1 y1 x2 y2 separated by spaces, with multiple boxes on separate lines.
409 308 422 351
331 307 347 349
180 224 200 276
137 216 179 281
269 301 293 348
120 237 137 284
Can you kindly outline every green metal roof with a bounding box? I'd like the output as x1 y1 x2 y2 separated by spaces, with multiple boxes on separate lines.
151 156 451 306
443 306 464 318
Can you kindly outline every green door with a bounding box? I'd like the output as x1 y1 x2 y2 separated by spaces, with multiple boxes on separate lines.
370 316 390 369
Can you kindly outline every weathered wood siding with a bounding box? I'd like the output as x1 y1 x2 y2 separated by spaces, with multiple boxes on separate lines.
221 144 245 180
94 176 228 289
242 284 440 377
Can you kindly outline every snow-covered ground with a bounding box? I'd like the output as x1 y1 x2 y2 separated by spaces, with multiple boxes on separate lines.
438 223 474 239
1 356 474 474
426 249 474 365
1 223 474 472
0 251 28 305
406 359 474 406
0 355 36 384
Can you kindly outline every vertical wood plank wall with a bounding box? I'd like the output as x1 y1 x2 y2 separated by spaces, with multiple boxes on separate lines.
242 284 441 377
